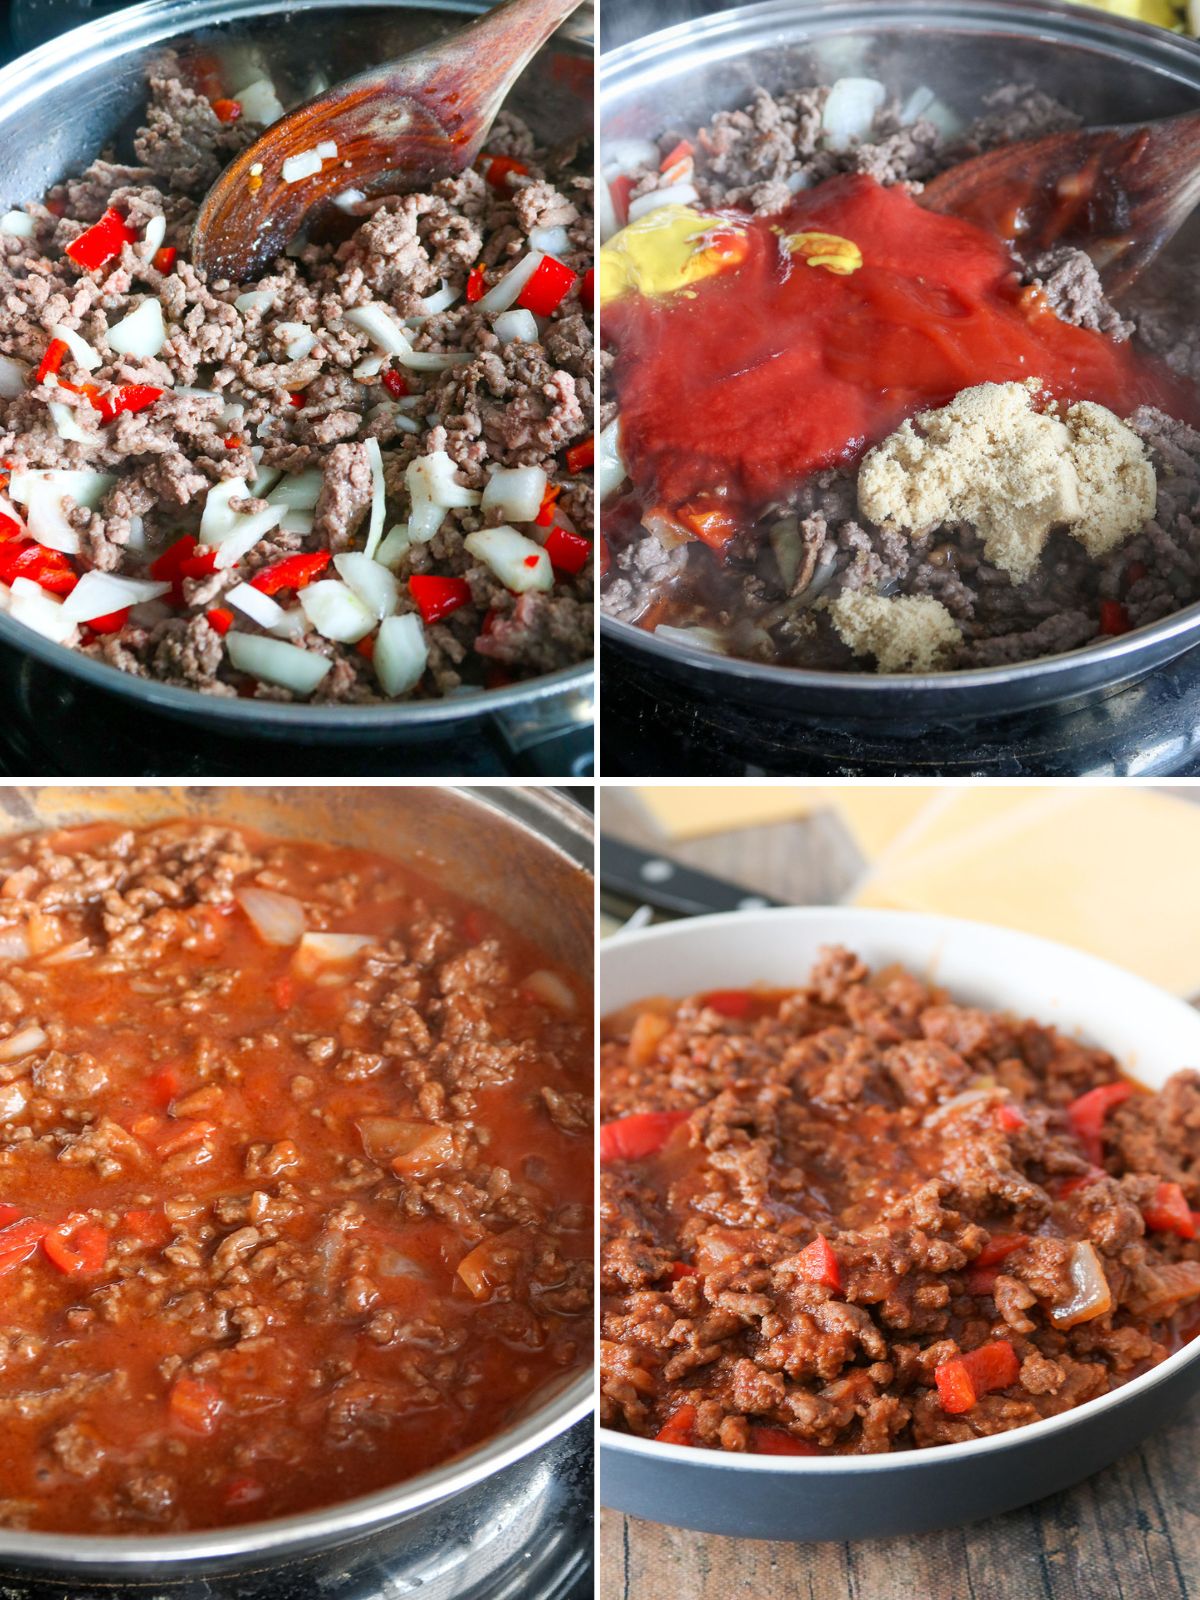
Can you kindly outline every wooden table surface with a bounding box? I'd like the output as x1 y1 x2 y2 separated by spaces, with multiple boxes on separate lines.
597 789 1200 1600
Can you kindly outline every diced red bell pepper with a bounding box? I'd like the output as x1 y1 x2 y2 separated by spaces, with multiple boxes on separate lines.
251 551 331 596
0 540 77 596
599 1109 690 1164
65 207 136 271
1099 599 1131 637
794 1234 841 1293
122 1208 171 1246
86 382 164 424
149 1065 182 1108
966 1265 1002 1296
677 498 740 551
382 367 409 399
535 483 560 528
1143 1180 1196 1240
224 1476 265 1507
654 1403 700 1447
409 573 471 624
170 1374 223 1436
150 533 216 604
0 513 22 542
288 392 306 409
466 263 487 303
1066 1081 1133 1166
85 607 131 635
668 1261 699 1283
659 138 694 173
1054 1169 1105 1199
33 338 69 385
700 989 751 1018
935 1340 1020 1415
42 1216 108 1276
516 256 578 316
749 1426 819 1456
0 1217 49 1276
609 174 633 228
544 525 591 575
152 245 177 273
45 197 67 218
355 633 376 661
973 1232 1029 1269
1124 560 1148 590
565 436 594 474
210 97 242 122
0 1204 22 1229
995 1103 1027 1133
205 607 234 636
482 155 529 189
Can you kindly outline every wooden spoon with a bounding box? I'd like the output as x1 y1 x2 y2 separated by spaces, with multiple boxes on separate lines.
191 0 585 283
920 110 1200 296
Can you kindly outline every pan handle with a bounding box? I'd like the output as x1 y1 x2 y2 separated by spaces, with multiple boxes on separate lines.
489 687 594 776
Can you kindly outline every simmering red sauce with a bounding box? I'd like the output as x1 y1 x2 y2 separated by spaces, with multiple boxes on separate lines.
606 174 1199 520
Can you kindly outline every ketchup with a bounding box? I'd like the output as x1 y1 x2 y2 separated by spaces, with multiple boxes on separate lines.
605 174 1199 519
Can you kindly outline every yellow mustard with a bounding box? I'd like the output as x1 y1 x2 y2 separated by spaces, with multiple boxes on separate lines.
598 205 749 306
785 231 863 276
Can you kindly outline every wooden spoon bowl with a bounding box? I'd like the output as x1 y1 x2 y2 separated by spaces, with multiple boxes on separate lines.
192 0 584 283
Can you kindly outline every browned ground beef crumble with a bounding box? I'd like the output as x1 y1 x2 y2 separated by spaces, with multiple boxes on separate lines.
600 948 1200 1454
0 53 593 700
600 81 1200 670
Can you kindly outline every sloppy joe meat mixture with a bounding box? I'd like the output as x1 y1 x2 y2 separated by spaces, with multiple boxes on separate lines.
600 948 1200 1455
0 820 591 1532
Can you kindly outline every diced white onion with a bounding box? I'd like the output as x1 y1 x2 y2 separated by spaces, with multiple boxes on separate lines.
528 224 571 257
362 437 386 560
374 612 427 697
344 302 468 370
299 579 376 642
334 551 398 619
235 289 276 314
200 477 249 542
481 464 547 523
628 184 700 223
235 886 306 945
49 324 101 372
295 931 372 975
268 606 308 642
1049 1242 1113 1330
597 178 619 244
0 211 34 239
334 188 367 212
493 309 539 345
822 77 887 151
602 137 660 176
211 506 285 570
0 1024 46 1061
374 525 412 570
418 281 459 315
0 1081 27 1121
226 631 332 694
406 450 481 544
141 214 166 258
524 969 576 1012
282 151 323 186
47 401 99 445
8 469 115 554
280 509 313 535
0 355 28 398
923 1088 998 1128
353 354 385 379
477 252 544 314
899 84 963 138
0 928 29 960
237 79 284 125
8 578 76 643
226 582 286 628
267 471 324 510
463 524 552 593
653 624 727 654
277 322 317 362
62 571 170 621
248 463 283 498
106 298 166 358
597 416 627 501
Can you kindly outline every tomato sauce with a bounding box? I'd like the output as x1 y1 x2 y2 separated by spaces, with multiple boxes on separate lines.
605 174 1199 521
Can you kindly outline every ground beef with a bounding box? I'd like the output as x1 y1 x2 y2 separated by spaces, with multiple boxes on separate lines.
600 949 1200 1456
600 75 1200 673
0 47 593 701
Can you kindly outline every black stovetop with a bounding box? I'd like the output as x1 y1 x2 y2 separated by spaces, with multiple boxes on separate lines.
601 640 1200 777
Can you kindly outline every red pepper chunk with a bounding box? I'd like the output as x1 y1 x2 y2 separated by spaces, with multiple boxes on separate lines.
0 1205 22 1229
482 155 529 189
355 633 376 661
33 338 69 385
517 256 578 317
170 1375 223 1436
599 1109 690 1164
1099 599 1131 636
659 138 695 173
0 514 21 542
700 989 751 1018
654 1403 700 1447
210 97 242 122
466 263 487 303
544 526 591 575
1066 1081 1133 1166
794 1234 841 1293
152 245 177 273
973 1232 1029 1269
0 1217 50 1276
749 1426 819 1456
382 367 409 400
609 174 633 227
205 607 234 636
0 540 77 596
85 607 130 635
677 497 740 551
150 533 216 604
42 1216 108 1276
995 1103 1026 1133
65 207 136 271
535 483 560 528
668 1261 698 1283
935 1341 1020 1415
88 383 163 424
565 435 594 474
409 573 471 624
251 551 331 596
1143 1181 1196 1240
